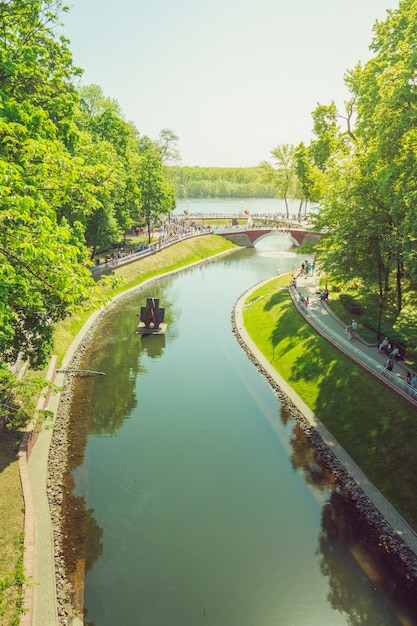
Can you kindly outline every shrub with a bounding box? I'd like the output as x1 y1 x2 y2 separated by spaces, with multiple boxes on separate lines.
339 294 363 316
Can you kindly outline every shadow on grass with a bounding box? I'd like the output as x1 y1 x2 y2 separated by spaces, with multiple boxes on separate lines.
262 290 417 529
0 429 23 475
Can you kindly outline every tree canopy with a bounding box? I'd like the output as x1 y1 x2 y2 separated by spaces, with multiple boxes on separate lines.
0 2 175 374
299 0 417 326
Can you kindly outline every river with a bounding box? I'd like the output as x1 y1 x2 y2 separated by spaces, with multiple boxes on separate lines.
63 233 415 625
173 197 313 217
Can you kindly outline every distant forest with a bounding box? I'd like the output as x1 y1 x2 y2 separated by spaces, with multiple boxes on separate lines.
165 166 280 198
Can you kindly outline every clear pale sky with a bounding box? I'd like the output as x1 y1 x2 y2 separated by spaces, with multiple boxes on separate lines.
61 0 399 167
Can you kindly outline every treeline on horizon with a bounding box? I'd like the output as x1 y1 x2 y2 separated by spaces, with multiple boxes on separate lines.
165 166 280 198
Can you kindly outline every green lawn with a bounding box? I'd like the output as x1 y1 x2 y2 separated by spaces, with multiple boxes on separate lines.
243 274 417 530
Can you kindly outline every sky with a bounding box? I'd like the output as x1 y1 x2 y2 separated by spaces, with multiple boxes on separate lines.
61 0 400 168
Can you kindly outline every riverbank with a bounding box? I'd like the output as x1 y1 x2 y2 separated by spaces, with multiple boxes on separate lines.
232 275 417 593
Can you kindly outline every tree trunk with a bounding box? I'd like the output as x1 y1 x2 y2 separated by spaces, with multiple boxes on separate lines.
297 199 303 221
284 194 289 220
90 245 97 261
396 258 403 313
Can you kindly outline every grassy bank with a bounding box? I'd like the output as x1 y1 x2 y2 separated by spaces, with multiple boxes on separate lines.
243 274 417 530
0 234 237 622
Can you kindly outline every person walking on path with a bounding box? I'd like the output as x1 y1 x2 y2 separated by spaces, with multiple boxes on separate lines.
382 357 394 376
390 345 400 360
351 320 358 338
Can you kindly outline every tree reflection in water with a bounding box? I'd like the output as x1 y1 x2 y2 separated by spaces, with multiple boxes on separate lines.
59 311 169 611
280 406 417 625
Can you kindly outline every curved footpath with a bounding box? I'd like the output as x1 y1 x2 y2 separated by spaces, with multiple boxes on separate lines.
20 263 417 625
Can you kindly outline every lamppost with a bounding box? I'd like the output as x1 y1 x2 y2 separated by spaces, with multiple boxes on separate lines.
377 295 383 342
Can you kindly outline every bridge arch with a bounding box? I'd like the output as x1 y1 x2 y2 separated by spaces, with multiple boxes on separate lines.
252 230 301 248
216 228 322 248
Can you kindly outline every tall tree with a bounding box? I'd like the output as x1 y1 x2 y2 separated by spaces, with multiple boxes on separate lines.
0 0 96 367
157 128 181 165
260 144 297 219
137 143 175 242
342 0 417 311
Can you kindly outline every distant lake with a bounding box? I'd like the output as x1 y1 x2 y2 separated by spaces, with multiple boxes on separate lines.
173 197 316 217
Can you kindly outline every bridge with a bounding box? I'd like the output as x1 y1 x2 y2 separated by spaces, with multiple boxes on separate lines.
215 227 322 248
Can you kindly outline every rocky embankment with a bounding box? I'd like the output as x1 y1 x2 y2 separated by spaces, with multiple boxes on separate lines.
47 310 106 624
231 306 417 589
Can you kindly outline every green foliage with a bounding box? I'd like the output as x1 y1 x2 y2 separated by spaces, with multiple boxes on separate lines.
303 1 417 316
260 144 300 218
0 363 50 429
0 534 26 625
137 145 175 242
0 1 99 367
394 305 417 360
338 294 363 316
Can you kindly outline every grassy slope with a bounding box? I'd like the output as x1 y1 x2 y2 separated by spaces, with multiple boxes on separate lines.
0 431 24 625
243 274 417 530
0 234 237 620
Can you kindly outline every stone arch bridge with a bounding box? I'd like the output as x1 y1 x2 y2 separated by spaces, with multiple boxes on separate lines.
216 227 322 248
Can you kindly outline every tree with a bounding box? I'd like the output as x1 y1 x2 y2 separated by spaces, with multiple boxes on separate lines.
74 87 143 255
0 1 96 367
299 1 417 316
157 128 181 165
341 0 417 311
260 144 297 219
137 144 176 242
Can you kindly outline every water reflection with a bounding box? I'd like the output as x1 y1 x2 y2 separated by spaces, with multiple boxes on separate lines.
140 333 166 358
280 407 417 624
60 246 417 626
318 490 417 625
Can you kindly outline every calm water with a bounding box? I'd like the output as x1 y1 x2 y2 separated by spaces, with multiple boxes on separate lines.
173 197 311 217
65 235 414 625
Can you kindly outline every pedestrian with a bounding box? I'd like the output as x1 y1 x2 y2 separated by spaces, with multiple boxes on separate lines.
378 337 389 352
385 357 394 372
389 346 399 360
351 320 358 338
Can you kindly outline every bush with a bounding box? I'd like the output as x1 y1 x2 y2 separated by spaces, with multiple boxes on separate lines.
339 294 363 316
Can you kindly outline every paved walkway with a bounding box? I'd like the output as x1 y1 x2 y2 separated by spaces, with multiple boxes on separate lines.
293 271 417 404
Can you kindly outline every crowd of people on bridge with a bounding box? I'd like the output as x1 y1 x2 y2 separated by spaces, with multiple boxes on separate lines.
92 217 211 271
